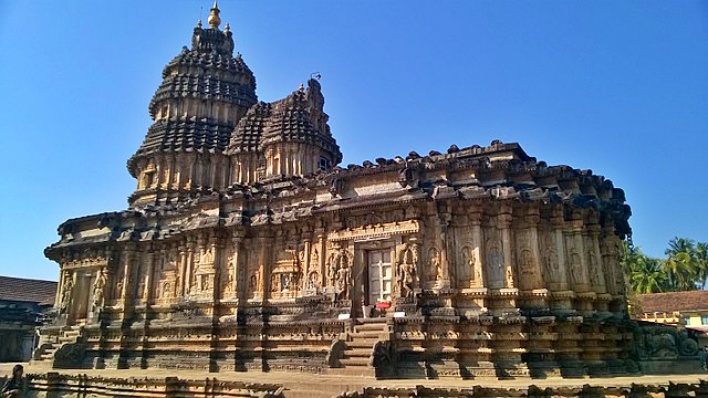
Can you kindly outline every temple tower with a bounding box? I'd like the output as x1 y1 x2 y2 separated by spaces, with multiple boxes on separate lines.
227 78 342 184
127 2 258 205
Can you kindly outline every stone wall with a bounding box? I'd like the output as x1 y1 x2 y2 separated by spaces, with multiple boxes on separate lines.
0 372 283 398
335 382 708 398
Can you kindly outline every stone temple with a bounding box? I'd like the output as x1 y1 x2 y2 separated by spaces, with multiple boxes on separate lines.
38 3 636 378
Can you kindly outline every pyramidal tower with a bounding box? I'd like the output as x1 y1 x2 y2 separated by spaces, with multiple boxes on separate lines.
127 1 340 206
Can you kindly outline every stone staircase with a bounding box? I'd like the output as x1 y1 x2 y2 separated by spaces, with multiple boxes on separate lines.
32 326 83 365
339 319 389 376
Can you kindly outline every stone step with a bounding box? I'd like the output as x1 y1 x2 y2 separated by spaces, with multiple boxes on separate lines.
343 348 371 357
351 331 384 338
346 340 376 349
340 356 371 367
353 323 388 333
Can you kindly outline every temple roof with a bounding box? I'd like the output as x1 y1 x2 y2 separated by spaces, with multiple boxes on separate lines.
0 276 57 305
635 291 708 314
228 78 342 163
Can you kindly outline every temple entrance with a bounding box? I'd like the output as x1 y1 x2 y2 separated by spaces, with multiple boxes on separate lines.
71 272 94 323
367 250 392 305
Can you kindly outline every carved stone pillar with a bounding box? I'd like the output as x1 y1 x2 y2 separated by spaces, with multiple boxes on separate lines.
230 231 244 298
499 207 515 289
185 237 196 295
565 211 590 293
551 207 569 292
516 207 543 291
259 233 272 302
144 247 155 305
469 210 484 288
178 242 188 297
121 245 137 317
585 216 607 295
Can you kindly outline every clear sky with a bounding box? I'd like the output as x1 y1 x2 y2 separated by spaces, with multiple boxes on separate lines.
0 1 706 281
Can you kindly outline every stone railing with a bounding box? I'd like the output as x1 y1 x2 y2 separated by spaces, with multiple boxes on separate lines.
2 373 284 398
335 382 708 398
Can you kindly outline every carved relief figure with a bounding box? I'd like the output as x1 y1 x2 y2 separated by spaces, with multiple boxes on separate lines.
60 273 74 314
306 271 319 292
397 246 418 299
519 249 534 276
224 252 235 295
334 263 352 300
249 270 261 295
270 273 280 292
460 246 475 283
429 248 442 281
570 251 583 285
486 242 504 288
92 270 106 312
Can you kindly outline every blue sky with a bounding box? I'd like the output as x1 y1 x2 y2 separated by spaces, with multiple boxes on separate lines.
0 1 706 281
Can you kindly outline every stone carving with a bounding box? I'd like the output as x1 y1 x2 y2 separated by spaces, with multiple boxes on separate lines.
59 274 73 314
92 270 106 313
519 249 534 276
397 244 419 299
429 248 442 282
569 251 583 285
461 246 475 282
486 241 504 288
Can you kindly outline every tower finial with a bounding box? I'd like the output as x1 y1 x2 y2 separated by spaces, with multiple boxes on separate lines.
208 0 221 29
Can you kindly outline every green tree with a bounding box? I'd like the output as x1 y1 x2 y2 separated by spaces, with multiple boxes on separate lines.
621 244 668 294
664 237 699 291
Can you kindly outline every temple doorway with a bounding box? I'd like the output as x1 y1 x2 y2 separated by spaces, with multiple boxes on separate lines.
367 250 392 305
71 272 94 323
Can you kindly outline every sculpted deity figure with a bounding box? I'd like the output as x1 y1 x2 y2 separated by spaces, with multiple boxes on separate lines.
306 271 319 291
429 248 442 282
334 263 352 300
249 270 261 294
397 246 418 299
487 242 504 287
271 274 280 292
60 274 74 314
92 270 106 312
519 249 534 276
570 252 583 284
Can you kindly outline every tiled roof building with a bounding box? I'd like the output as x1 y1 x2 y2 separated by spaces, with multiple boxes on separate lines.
0 276 57 361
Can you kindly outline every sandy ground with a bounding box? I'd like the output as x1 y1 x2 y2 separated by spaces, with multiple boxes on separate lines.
2 363 708 398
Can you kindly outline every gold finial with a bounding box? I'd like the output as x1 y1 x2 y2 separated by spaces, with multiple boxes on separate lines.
208 0 221 29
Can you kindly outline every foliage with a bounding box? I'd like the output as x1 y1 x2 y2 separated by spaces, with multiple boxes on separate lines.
622 237 708 294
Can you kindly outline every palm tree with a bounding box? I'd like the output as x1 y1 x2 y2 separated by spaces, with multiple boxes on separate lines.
664 237 698 291
696 242 708 289
621 244 668 294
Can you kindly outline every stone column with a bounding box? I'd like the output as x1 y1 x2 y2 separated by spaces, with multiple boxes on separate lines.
499 206 515 289
567 212 590 293
259 233 272 302
585 217 607 295
144 247 155 305
121 245 137 317
231 231 244 297
551 207 569 292
178 242 188 297
185 238 196 295
517 207 543 291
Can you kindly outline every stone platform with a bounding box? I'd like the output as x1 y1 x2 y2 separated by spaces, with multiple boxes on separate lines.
4 363 708 398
